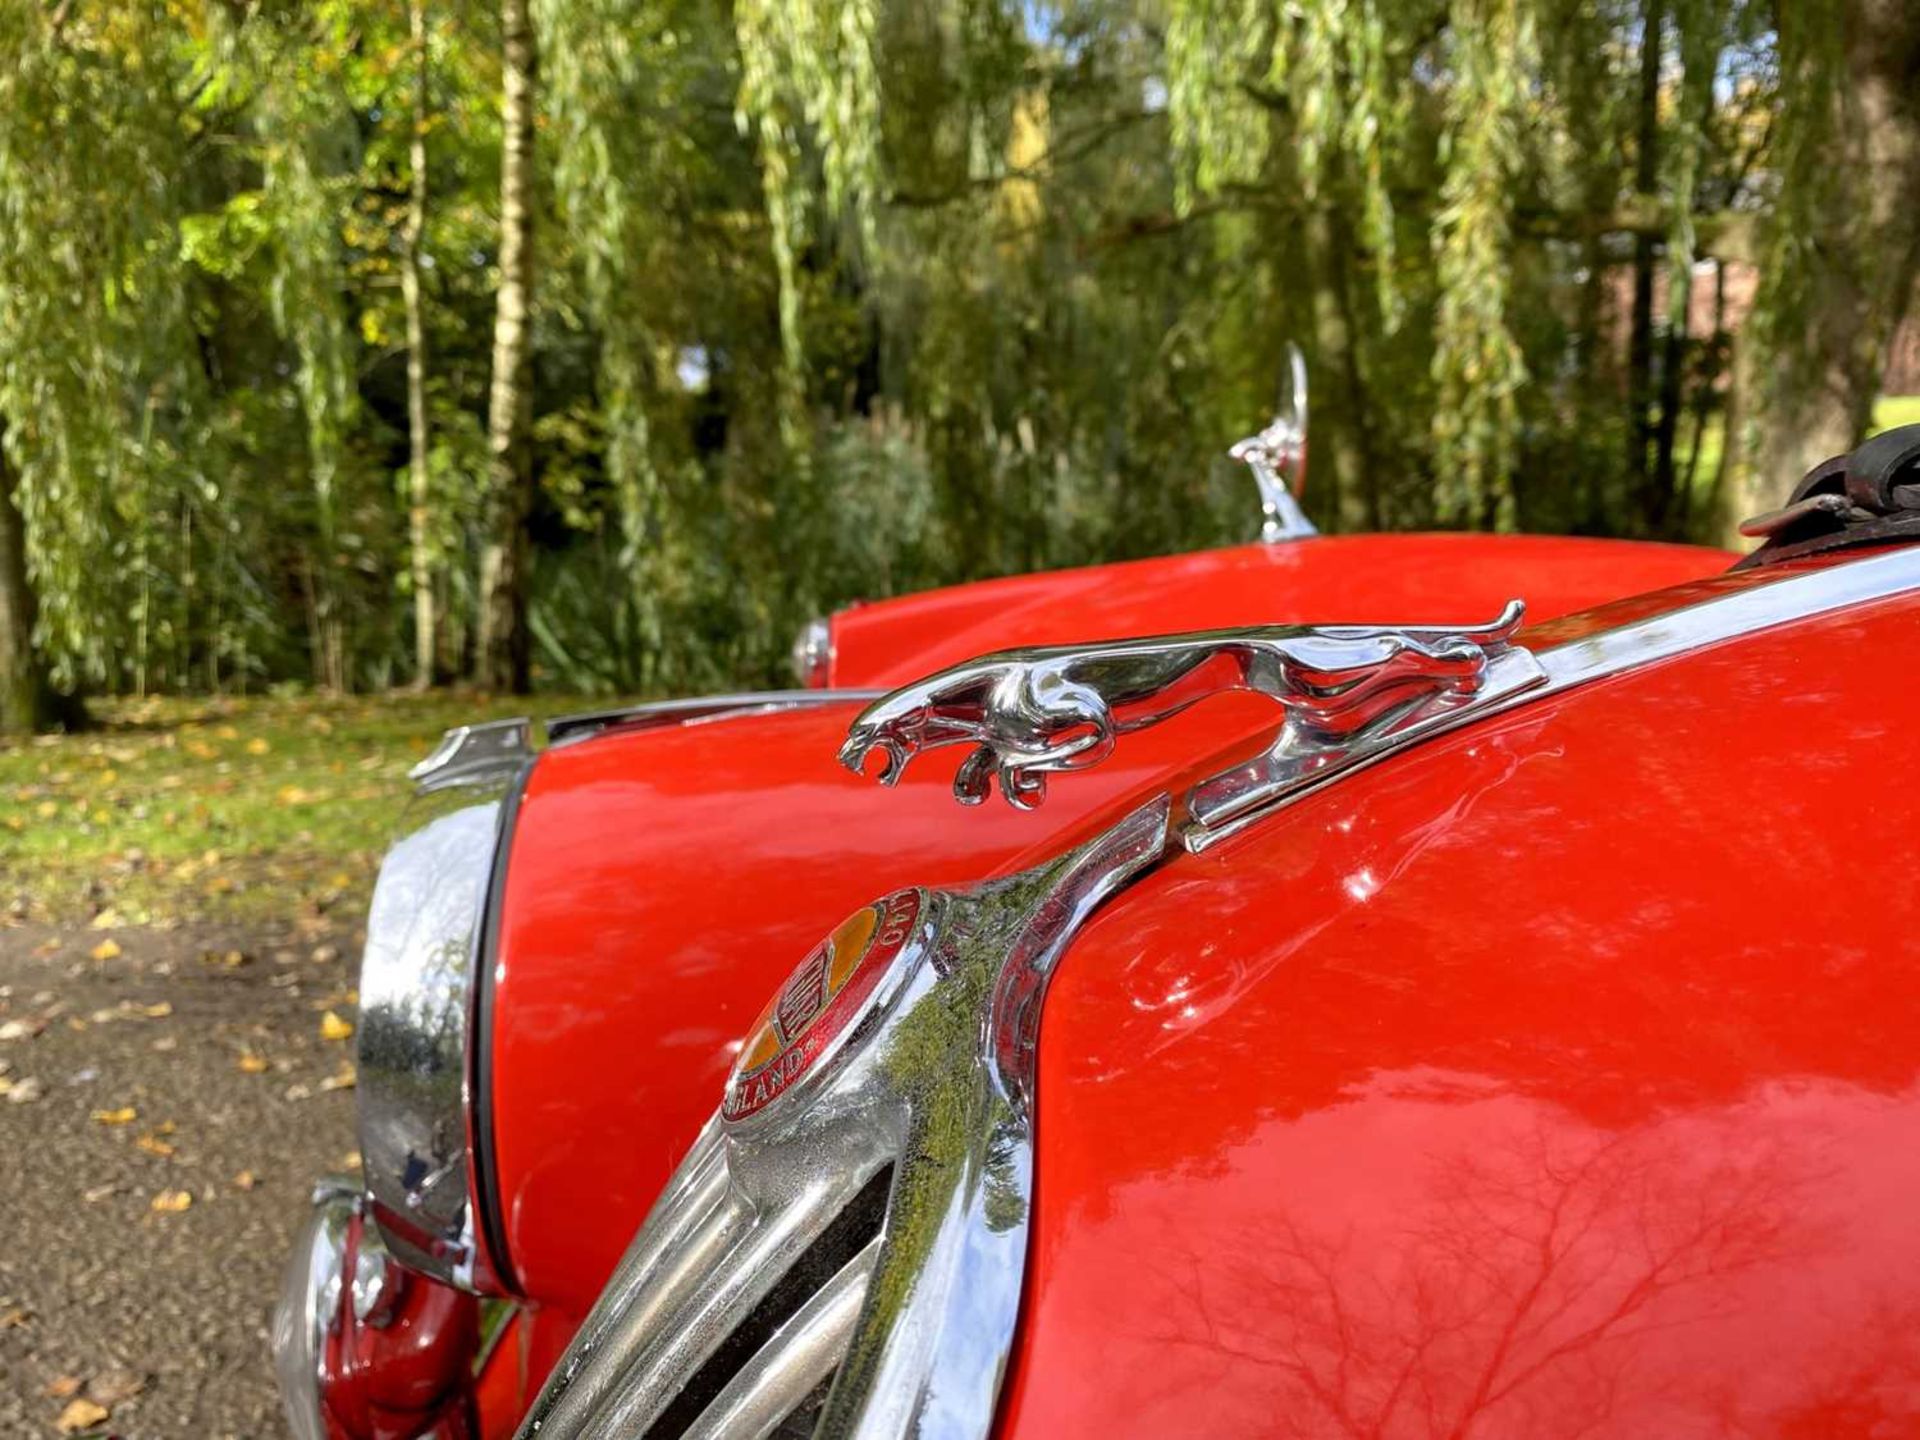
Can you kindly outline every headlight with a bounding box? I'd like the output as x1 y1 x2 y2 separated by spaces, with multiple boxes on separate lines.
791 615 834 688
355 719 531 1292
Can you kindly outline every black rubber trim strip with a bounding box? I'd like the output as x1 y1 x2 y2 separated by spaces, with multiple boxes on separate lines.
469 756 535 1295
642 1164 894 1440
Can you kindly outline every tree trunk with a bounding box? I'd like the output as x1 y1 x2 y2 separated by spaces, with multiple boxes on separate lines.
0 421 58 735
1723 0 1920 539
404 0 436 691
477 0 536 693
1625 0 1665 525
1650 268 1690 529
1306 201 1381 533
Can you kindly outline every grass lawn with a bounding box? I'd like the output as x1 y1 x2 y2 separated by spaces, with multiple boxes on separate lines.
0 690 594 925
1875 395 1920 432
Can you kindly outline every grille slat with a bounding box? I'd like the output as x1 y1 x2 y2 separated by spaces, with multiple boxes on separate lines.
644 1165 890 1440
527 1140 745 1437
675 1232 879 1440
589 1181 844 1435
526 1154 893 1438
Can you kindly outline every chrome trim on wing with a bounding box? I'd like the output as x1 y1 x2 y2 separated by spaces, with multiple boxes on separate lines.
410 718 535 794
516 799 1173 1440
547 689 883 746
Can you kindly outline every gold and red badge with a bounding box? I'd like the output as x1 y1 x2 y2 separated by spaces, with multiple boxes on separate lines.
723 890 923 1124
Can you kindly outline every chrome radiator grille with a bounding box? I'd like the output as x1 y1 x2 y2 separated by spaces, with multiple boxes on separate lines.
521 1124 894 1438
517 798 1172 1440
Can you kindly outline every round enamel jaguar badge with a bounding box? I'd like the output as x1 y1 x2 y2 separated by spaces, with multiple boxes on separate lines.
722 889 924 1124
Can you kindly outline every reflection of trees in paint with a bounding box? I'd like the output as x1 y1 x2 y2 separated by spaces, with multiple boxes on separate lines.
1137 1118 1815 1440
1706 1301 1920 1438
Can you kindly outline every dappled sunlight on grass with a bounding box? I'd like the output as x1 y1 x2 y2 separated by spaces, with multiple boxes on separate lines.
1874 395 1920 433
0 691 595 924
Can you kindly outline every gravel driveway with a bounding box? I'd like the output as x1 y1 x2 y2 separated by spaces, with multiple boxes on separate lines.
0 919 359 1439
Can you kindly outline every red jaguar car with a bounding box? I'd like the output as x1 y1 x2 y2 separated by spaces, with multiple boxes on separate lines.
273 412 1920 1439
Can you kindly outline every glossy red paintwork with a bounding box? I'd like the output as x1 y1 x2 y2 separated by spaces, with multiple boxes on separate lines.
320 1210 480 1440
826 534 1726 685
490 698 1233 1320
1002 588 1920 1439
471 1308 576 1440
487 534 1729 1340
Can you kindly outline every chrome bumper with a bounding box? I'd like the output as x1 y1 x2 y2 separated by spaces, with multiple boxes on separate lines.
270 1178 360 1440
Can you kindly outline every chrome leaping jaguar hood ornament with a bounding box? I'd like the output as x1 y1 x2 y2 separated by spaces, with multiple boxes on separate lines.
837 602 1528 811
1234 342 1315 542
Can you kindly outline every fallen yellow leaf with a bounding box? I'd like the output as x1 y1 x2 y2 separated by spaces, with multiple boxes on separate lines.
141 1001 172 1019
237 1053 268 1074
90 1106 137 1126
89 939 121 962
135 1133 176 1158
245 737 270 755
150 1189 192 1214
319 1011 354 1042
54 1396 109 1434
34 800 58 820
232 1170 259 1191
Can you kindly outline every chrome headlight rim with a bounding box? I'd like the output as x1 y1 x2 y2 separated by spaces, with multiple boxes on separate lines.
356 727 534 1297
465 756 530 1293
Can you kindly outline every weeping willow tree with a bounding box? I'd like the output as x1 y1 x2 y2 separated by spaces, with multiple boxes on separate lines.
0 0 209 724
1737 0 1920 521
517 0 1918 690
1 0 1915 728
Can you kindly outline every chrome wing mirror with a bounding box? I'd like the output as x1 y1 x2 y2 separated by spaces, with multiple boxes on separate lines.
838 602 1532 812
1233 343 1315 542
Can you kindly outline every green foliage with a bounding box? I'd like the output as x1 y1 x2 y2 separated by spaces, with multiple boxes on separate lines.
0 0 1909 707
1429 0 1533 529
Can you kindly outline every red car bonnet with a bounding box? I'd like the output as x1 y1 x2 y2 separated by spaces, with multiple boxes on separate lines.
825 533 1726 686
487 534 1729 1332
1007 581 1920 1438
